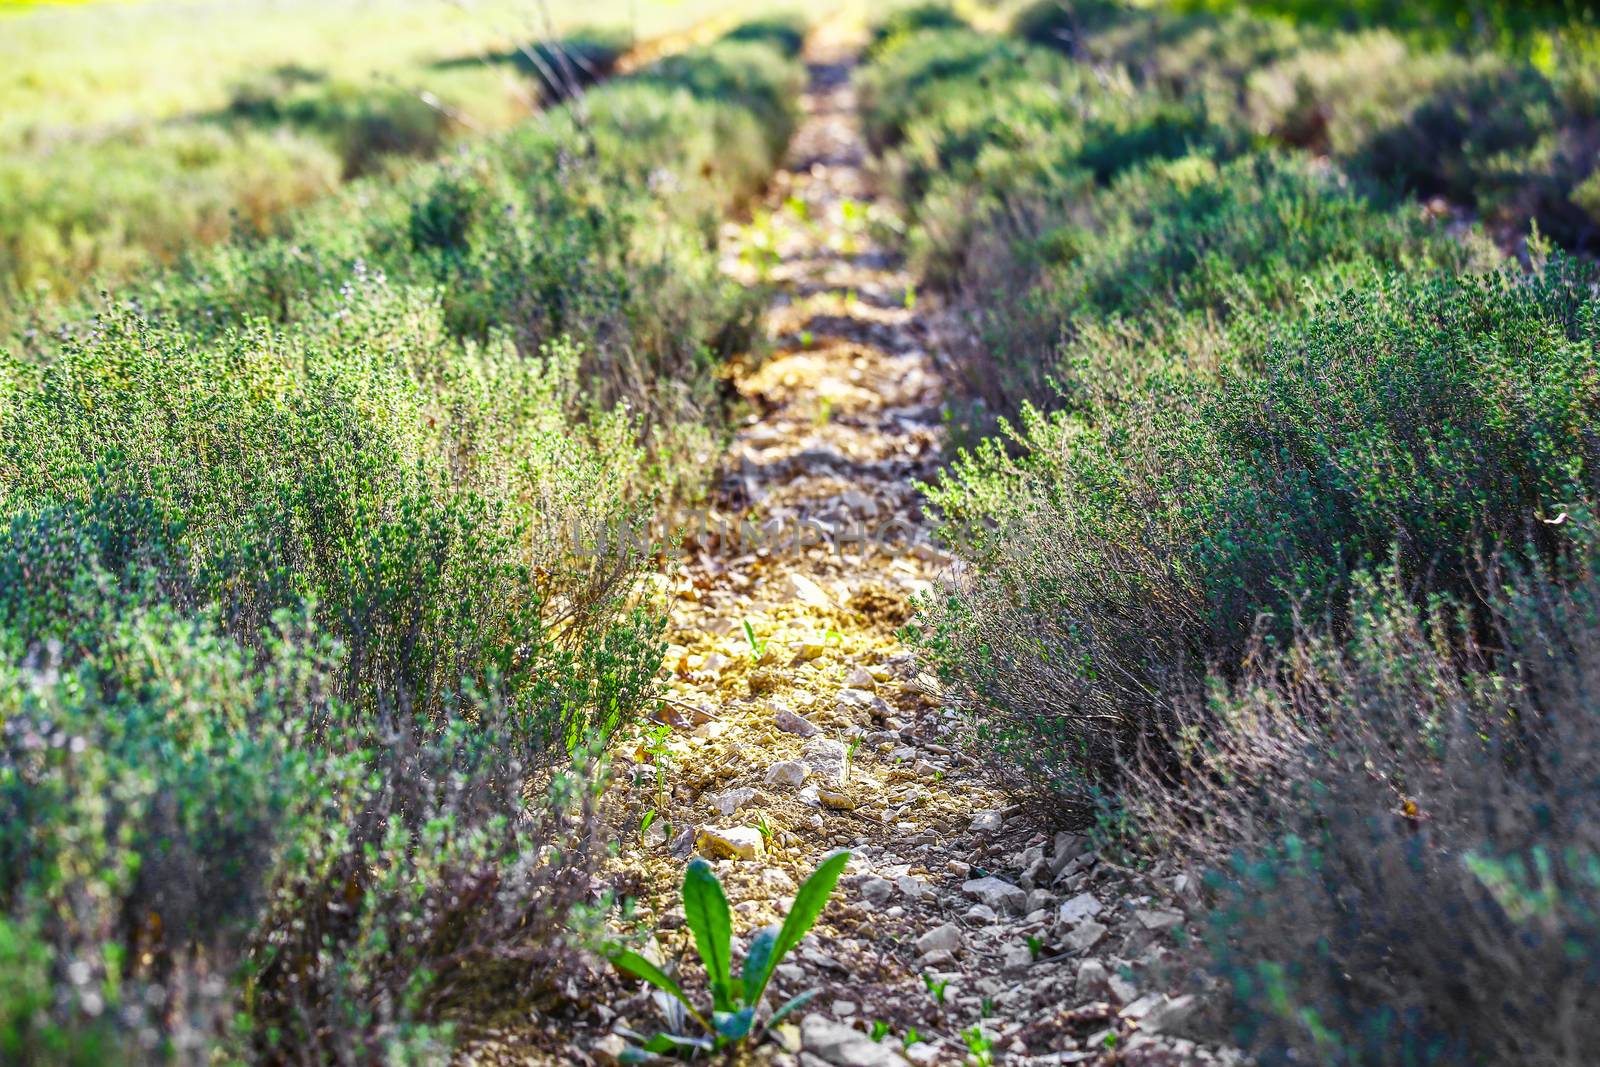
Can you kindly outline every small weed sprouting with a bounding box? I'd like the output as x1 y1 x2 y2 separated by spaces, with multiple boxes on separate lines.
754 814 776 853
643 723 676 809
922 973 950 1005
963 1025 996 1066
871 1020 891 1042
605 852 851 1058
814 394 833 426
742 619 768 664
843 735 863 786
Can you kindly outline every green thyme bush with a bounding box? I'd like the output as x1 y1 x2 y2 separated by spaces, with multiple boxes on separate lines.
0 31 805 1063
1021 0 1600 253
873 8 1600 1062
862 25 1495 415
1146 549 1600 1066
916 258 1600 809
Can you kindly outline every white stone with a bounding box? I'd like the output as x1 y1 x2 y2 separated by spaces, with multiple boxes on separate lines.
1058 893 1103 924
710 787 756 816
766 760 811 788
914 922 962 956
776 708 823 737
1065 920 1107 953
962 876 1027 914
857 876 893 906
787 573 834 610
1076 958 1109 998
1135 908 1184 932
1141 994 1199 1034
800 1015 906 1067
969 810 1003 833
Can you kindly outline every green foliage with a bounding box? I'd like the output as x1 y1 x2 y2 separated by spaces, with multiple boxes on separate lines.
917 259 1600 807
866 3 969 61
1165 552 1600 1066
867 9 1600 1062
0 31 806 1063
606 852 850 1058
720 14 809 58
1036 0 1600 254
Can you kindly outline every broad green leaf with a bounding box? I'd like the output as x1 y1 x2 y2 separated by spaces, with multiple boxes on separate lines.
741 926 779 1003
606 947 708 1031
639 1031 714 1055
713 1006 756 1041
759 851 850 1002
768 988 820 1028
682 858 735 1012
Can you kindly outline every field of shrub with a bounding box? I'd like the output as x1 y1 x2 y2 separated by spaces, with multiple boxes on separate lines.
0 0 804 329
11 0 1600 1062
866 3 1600 1064
0 17 806 1062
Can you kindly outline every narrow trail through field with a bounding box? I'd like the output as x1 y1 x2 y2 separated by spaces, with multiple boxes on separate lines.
484 16 1232 1066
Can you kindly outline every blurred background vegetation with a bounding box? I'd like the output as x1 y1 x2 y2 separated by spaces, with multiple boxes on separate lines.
0 0 814 327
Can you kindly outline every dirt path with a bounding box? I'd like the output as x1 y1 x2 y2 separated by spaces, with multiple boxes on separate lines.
474 16 1233 1067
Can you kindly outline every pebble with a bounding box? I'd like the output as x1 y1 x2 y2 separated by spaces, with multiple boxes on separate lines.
915 922 962 956
1058 892 1103 924
709 787 756 816
857 876 893 906
695 826 764 861
1065 920 1107 953
961 875 1028 914
969 810 1003 833
766 760 811 788
776 707 823 737
800 1016 906 1067
818 785 857 810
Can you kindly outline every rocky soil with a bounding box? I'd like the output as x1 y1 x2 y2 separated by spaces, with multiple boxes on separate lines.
469 14 1236 1067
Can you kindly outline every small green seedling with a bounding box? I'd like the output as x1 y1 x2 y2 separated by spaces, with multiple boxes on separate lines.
606 852 851 1058
902 1026 922 1050
843 736 862 786
963 1025 995 1066
814 395 833 426
1027 935 1043 961
644 724 674 807
754 814 775 851
870 1020 891 1042
742 619 767 664
903 283 917 310
923 973 949 1005
640 808 658 844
